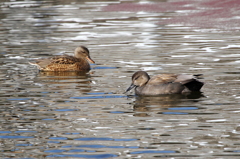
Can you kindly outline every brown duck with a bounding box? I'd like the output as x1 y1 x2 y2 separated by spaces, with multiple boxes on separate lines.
29 46 95 71
125 71 204 95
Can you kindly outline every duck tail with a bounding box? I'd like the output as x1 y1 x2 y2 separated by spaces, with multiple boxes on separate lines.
184 80 204 92
28 61 41 70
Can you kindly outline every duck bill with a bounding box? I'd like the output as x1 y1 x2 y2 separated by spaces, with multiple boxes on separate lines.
125 83 136 93
86 56 95 63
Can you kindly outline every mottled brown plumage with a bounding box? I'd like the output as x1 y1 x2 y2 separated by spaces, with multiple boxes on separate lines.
125 71 204 95
30 46 95 71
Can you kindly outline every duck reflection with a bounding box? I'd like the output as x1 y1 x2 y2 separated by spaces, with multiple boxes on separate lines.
39 70 90 78
133 92 204 117
38 71 92 83
36 71 94 94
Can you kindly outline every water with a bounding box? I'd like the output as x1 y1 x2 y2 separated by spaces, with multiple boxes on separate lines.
1 0 240 158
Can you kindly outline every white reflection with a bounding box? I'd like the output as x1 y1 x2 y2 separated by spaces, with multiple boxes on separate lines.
116 61 153 65
165 63 182 66
183 34 213 39
7 56 25 59
220 45 240 49
171 55 191 57
2 1 40 8
218 54 240 57
201 47 216 52
141 67 162 71
139 1 152 4
206 119 227 122
189 67 212 70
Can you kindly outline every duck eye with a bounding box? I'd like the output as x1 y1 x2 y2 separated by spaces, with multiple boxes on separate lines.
134 76 140 80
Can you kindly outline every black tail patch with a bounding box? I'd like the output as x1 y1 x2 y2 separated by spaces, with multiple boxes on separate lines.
184 80 204 92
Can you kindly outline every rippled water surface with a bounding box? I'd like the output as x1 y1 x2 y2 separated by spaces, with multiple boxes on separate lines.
1 0 240 158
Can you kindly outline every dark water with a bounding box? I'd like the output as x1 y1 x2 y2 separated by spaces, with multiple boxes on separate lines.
1 0 240 158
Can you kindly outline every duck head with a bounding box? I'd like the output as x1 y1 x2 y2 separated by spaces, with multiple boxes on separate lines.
75 46 95 63
125 71 150 93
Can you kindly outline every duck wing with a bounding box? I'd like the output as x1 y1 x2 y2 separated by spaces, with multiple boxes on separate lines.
148 74 178 85
32 55 81 68
148 74 204 92
50 55 80 65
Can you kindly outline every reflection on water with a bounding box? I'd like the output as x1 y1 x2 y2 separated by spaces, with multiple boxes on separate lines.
134 92 204 107
39 70 90 77
38 71 91 83
1 0 240 158
133 93 204 117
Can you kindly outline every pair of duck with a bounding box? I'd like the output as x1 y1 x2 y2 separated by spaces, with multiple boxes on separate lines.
30 46 204 95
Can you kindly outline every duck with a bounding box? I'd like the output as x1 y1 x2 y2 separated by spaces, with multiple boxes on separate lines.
29 46 95 71
125 71 204 96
